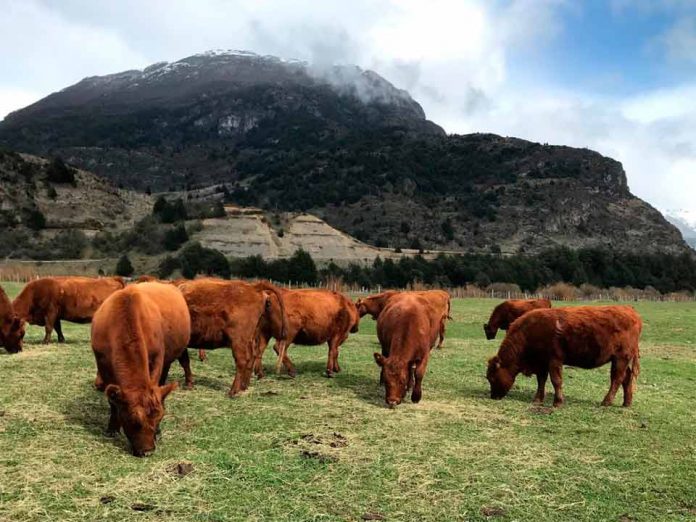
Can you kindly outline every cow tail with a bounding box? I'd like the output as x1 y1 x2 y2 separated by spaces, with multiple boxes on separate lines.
256 281 288 373
446 298 453 320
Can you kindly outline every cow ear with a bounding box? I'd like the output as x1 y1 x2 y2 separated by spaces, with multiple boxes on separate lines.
105 384 123 406
373 353 385 367
157 382 178 403
555 319 564 334
488 356 501 370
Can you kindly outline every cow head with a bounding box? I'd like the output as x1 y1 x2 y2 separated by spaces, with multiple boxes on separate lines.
0 316 25 353
486 355 515 400
356 297 381 319
373 353 409 407
105 382 177 457
483 323 497 340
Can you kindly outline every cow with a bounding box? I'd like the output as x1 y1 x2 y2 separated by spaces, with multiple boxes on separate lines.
483 298 552 340
486 306 642 407
0 284 25 353
180 279 287 396
13 276 126 343
372 294 442 407
91 282 192 457
253 288 360 379
356 289 451 349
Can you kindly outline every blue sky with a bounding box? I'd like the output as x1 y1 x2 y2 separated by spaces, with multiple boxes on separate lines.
0 0 695 217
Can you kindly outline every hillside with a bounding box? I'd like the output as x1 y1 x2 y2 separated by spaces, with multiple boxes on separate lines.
0 50 690 255
0 150 152 259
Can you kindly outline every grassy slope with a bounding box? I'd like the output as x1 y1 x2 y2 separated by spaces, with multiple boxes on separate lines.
0 282 694 521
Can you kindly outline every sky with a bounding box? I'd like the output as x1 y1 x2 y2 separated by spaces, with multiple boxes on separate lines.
1 0 695 218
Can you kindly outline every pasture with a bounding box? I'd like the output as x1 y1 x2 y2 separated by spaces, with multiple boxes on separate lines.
0 281 694 521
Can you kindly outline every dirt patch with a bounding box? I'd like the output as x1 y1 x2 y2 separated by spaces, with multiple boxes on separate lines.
131 502 156 512
481 506 506 518
300 450 338 464
170 462 194 477
361 512 386 520
529 405 554 415
289 431 348 464
99 495 115 504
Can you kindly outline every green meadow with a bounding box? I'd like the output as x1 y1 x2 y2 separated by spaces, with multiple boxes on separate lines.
0 282 694 521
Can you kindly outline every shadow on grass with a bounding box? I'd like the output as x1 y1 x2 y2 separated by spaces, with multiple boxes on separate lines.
61 386 130 453
192 375 229 392
333 371 386 407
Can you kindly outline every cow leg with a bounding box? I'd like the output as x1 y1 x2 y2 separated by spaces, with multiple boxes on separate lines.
159 362 172 386
621 365 634 407
254 335 270 380
549 360 565 407
602 358 627 407
326 333 348 376
411 354 430 404
198 349 208 362
54 319 65 343
229 341 254 397
105 403 120 437
273 342 296 378
533 369 548 404
178 349 193 389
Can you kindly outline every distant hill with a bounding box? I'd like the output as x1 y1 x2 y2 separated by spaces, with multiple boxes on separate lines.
665 212 696 249
0 50 690 256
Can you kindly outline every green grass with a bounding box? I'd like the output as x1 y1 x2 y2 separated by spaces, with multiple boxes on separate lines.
1 282 695 521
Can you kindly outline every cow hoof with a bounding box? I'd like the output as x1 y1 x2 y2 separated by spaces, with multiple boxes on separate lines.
324 371 334 378
600 401 612 407
287 370 297 379
185 383 193 390
553 401 564 408
104 429 118 438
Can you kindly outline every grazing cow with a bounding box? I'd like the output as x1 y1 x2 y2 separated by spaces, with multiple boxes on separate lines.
483 298 551 340
373 294 441 407
91 282 192 457
357 290 451 349
180 279 287 396
253 288 360 378
486 306 642 407
0 285 25 353
13 276 126 343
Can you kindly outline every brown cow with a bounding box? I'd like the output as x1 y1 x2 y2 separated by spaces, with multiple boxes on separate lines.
0 284 25 353
13 276 126 343
373 294 441 407
91 282 192 456
357 290 451 349
180 279 287 396
483 298 551 340
486 306 642 407
253 288 360 378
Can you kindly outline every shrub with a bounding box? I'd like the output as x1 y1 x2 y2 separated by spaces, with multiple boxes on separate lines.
25 208 46 230
163 224 188 251
46 157 75 184
153 197 188 223
115 255 134 277
178 242 230 279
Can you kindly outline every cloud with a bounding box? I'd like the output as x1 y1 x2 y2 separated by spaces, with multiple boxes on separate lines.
656 16 696 64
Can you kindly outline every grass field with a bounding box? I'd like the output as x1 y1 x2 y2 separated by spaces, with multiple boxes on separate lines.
0 282 694 521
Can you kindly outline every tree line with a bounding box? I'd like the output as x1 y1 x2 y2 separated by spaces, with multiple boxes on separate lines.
116 245 696 295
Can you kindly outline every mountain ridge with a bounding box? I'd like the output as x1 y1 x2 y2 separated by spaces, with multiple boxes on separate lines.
0 50 690 256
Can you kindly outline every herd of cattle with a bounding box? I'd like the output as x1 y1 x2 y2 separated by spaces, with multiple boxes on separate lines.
0 276 642 457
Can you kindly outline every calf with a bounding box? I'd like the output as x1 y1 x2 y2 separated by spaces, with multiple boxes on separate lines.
483 298 551 340
13 276 126 343
254 288 360 378
357 289 451 349
486 306 642 407
373 294 441 407
0 284 25 353
180 279 287 396
91 282 192 456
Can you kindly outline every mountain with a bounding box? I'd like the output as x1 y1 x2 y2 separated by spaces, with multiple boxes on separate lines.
0 50 690 256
